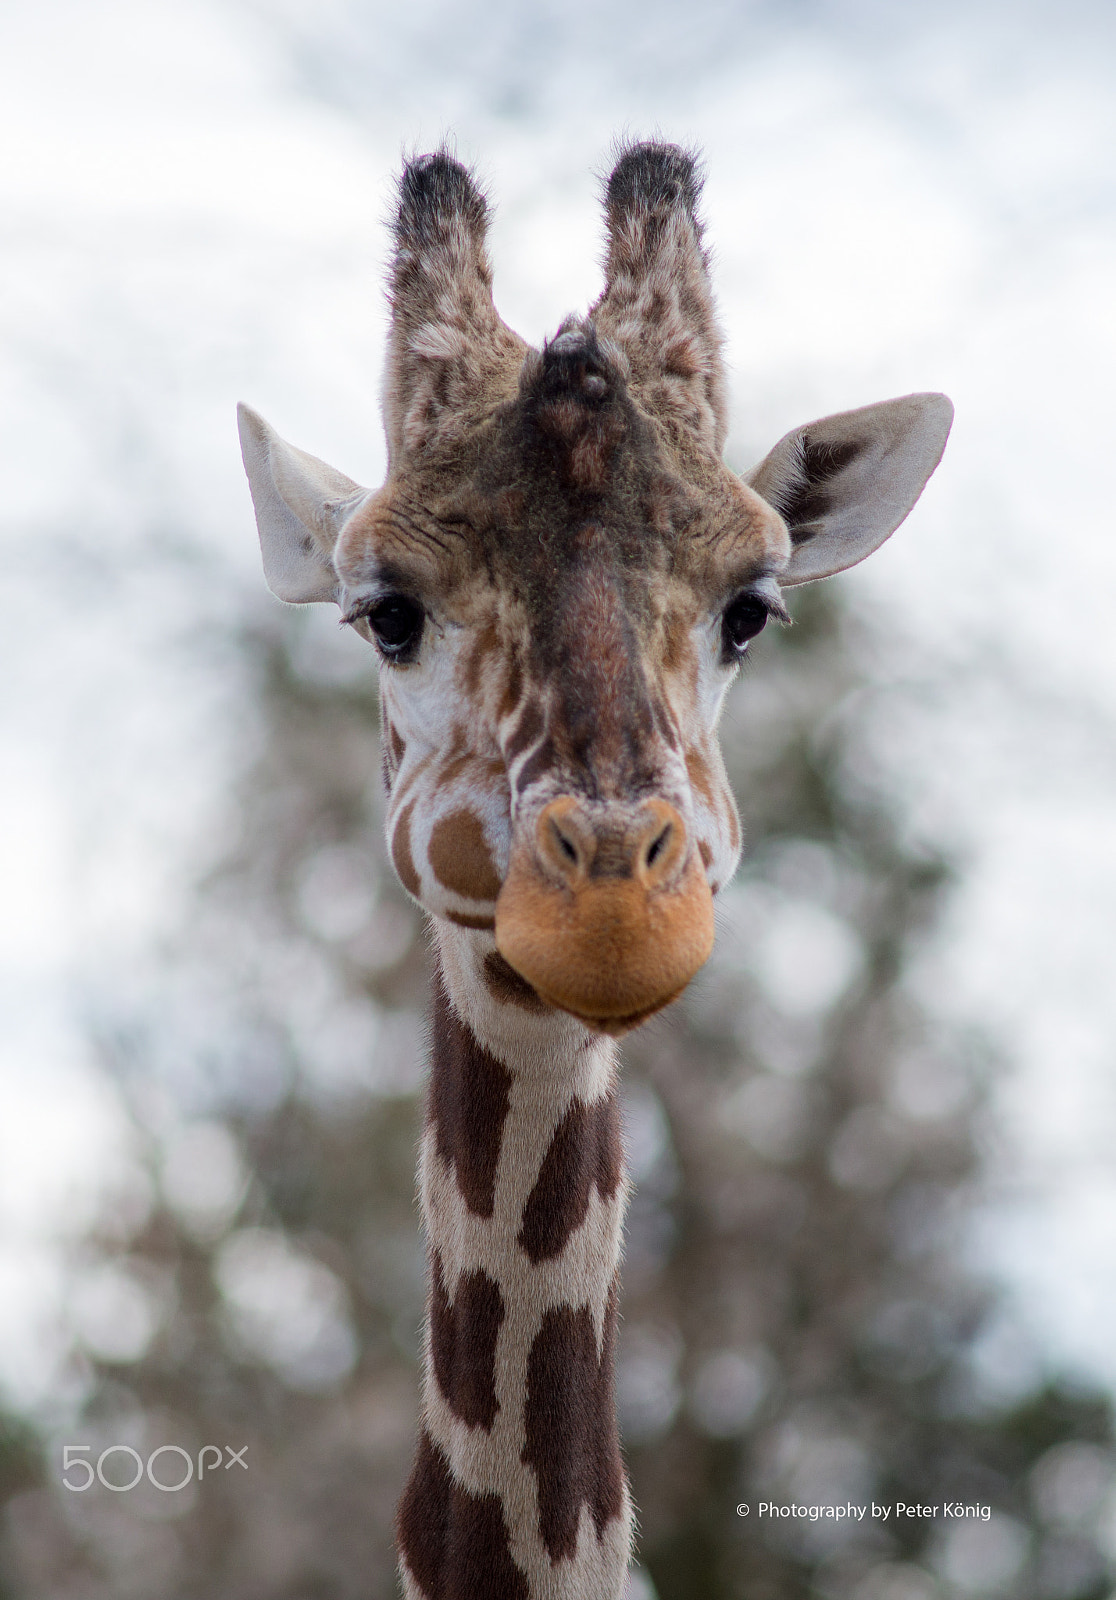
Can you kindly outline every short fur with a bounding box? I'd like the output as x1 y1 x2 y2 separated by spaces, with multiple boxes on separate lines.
384 151 528 463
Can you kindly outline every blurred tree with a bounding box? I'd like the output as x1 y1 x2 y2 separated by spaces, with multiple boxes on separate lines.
2 582 1114 1600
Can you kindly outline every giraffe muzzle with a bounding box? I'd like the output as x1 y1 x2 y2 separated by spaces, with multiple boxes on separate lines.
494 797 715 1034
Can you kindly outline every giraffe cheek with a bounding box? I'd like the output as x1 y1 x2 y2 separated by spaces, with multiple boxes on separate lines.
428 810 504 904
391 800 424 901
726 791 742 854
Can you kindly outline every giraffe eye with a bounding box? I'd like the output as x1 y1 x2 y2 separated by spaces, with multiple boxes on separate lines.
722 593 770 658
367 595 424 661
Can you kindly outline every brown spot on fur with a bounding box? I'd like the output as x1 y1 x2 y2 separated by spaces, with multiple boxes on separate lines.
699 839 713 869
392 800 423 899
461 620 498 696
504 697 544 762
438 749 478 789
482 951 550 1013
685 746 715 808
521 1280 625 1561
445 910 497 930
499 648 523 719
660 607 690 673
430 975 511 1218
663 335 701 379
514 733 557 797
518 1089 623 1263
436 747 506 797
382 718 406 791
430 1252 504 1430
727 797 741 851
428 810 502 902
397 1430 529 1600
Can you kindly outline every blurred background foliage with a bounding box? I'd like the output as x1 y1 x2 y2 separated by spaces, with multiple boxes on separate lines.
3 575 1115 1600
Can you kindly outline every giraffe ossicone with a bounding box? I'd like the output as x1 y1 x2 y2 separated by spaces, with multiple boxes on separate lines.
240 140 952 1600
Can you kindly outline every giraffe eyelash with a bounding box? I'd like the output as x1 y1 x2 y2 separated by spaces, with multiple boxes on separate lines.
343 594 426 661
747 575 791 625
719 585 789 664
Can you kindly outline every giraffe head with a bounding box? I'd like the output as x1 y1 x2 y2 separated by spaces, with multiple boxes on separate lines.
240 143 951 1035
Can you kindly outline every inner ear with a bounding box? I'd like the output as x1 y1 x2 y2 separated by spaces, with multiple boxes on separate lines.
238 403 366 605
772 437 868 530
746 393 953 586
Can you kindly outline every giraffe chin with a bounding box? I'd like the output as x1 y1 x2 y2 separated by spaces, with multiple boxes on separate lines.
556 989 690 1038
493 851 716 1038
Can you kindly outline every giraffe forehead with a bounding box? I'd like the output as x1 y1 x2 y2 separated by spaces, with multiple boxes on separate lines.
335 379 784 666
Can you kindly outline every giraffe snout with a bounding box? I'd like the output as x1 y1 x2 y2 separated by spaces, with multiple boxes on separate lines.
537 797 687 890
494 797 715 1035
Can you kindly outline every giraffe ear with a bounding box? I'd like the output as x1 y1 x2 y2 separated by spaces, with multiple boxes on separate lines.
237 404 367 604
746 393 954 586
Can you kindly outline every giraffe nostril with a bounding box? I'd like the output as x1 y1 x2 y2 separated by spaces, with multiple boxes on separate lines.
644 824 672 869
535 800 597 883
552 824 579 865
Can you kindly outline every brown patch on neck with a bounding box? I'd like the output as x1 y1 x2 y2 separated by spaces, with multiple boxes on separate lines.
521 1277 625 1560
430 1251 504 1431
428 810 502 903
430 975 512 1218
517 1089 624 1263
397 1430 529 1600
482 951 550 1013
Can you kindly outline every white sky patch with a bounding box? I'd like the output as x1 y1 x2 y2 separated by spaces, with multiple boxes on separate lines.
0 0 1114 1410
0 758 70 970
0 1011 145 1408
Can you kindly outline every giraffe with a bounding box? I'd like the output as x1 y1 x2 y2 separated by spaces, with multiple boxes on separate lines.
238 141 952 1600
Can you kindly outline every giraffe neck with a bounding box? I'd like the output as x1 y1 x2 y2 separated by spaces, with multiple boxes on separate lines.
397 924 633 1600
